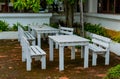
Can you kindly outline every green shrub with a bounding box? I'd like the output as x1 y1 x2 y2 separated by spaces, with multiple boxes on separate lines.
50 22 59 28
104 64 120 79
113 34 120 43
0 20 9 31
10 23 20 31
84 22 107 37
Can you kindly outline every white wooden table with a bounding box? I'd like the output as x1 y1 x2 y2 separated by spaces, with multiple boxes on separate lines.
48 35 89 71
28 25 59 48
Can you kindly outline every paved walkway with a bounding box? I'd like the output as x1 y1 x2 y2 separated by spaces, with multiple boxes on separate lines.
0 31 18 39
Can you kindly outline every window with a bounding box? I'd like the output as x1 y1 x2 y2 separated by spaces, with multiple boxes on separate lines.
98 0 120 14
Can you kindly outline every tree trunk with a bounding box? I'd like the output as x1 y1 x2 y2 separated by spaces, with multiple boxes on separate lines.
79 0 84 37
64 0 74 27
64 0 68 27
67 4 74 27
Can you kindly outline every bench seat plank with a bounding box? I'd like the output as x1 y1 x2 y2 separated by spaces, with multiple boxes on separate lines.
30 46 46 56
89 44 106 52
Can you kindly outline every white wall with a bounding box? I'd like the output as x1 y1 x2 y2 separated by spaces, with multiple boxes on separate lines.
84 13 120 31
0 13 52 27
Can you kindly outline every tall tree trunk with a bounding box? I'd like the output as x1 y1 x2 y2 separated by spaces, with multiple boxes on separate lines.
64 0 68 27
79 0 84 37
64 0 74 27
67 4 74 27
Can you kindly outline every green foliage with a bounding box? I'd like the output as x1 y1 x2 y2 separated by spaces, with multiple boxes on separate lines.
16 23 28 31
13 0 26 12
50 23 59 28
68 0 76 4
13 0 40 13
26 0 40 12
84 22 107 37
104 64 120 79
113 34 120 43
10 22 22 31
0 20 9 31
46 0 54 5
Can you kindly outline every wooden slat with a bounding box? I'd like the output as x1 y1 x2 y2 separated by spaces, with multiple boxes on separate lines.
59 26 74 35
92 39 109 48
89 44 106 52
92 34 111 43
30 46 46 56
36 46 46 55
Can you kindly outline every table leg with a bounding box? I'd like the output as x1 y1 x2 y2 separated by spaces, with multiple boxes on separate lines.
55 33 59 49
59 46 64 71
71 46 75 60
81 46 84 58
38 33 41 48
49 38 54 61
84 45 89 68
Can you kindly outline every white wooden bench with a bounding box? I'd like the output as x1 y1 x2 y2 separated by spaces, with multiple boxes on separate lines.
88 34 111 66
22 36 46 71
55 25 74 49
59 25 74 35
18 26 35 45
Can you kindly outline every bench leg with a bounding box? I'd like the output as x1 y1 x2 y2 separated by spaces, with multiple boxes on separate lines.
21 45 26 62
81 46 84 58
22 51 26 62
105 51 110 65
41 55 46 69
26 57 32 71
92 52 97 66
71 46 75 60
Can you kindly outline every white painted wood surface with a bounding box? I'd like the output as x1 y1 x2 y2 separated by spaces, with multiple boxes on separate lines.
18 26 35 45
22 36 46 71
28 25 59 47
59 26 74 35
88 34 111 66
49 35 89 71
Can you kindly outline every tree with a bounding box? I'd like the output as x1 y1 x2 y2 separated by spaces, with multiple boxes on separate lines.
26 0 40 13
13 0 26 12
63 0 85 36
63 0 76 27
79 0 84 37
13 0 40 13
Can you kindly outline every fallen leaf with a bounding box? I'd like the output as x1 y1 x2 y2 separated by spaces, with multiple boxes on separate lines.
8 66 13 69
